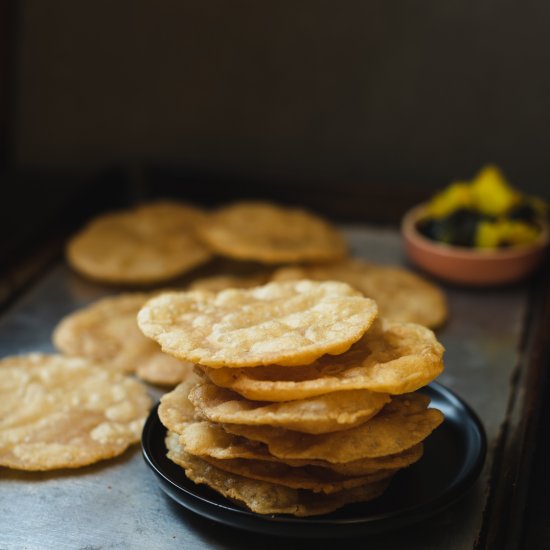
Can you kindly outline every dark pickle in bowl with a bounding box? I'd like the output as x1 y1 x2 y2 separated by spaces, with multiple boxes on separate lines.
417 165 548 250
417 208 489 248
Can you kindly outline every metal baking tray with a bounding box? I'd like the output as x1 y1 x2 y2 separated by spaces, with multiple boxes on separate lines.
0 225 544 549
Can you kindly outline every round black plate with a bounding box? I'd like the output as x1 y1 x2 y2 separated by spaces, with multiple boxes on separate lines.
141 383 486 538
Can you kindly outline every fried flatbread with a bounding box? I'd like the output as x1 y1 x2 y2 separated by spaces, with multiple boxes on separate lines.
157 374 202 433
67 201 212 284
223 393 443 462
180 421 424 476
138 280 378 367
199 454 396 494
0 354 151 470
197 201 347 264
272 259 447 328
188 380 390 434
165 432 390 516
202 317 444 400
188 273 271 292
53 293 193 385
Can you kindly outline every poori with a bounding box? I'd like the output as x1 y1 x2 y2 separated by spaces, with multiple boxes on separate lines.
0 354 151 471
223 394 443 462
137 280 378 367
188 380 390 434
188 273 272 292
53 293 193 385
179 421 425 476
67 200 212 284
197 201 347 264
201 318 444 401
272 258 447 328
166 432 390 516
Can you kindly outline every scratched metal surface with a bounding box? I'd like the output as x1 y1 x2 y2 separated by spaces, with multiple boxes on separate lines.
0 226 528 550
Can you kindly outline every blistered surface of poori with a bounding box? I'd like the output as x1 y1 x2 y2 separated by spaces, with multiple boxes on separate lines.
272 259 447 328
202 318 444 400
138 280 378 367
0 354 151 470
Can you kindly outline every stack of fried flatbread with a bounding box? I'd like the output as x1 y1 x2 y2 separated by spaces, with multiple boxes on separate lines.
137 279 445 516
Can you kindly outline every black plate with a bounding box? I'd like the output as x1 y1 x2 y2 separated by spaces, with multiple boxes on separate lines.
141 383 486 538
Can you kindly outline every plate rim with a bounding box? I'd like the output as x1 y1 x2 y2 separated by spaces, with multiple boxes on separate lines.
141 382 487 535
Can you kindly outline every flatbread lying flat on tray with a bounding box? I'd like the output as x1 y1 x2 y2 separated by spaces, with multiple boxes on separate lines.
223 393 443 463
137 280 378 367
272 258 447 328
201 318 444 401
179 421 424 476
188 273 272 292
53 293 193 385
165 432 390 516
0 354 151 471
67 201 212 285
188 380 390 434
197 201 347 264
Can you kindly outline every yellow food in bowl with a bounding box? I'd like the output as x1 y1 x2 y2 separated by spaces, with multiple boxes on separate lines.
419 165 547 249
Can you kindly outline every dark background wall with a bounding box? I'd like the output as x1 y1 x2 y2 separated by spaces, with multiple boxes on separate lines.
10 0 550 196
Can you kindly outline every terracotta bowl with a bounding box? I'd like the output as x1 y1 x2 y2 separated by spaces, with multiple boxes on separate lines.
401 204 550 286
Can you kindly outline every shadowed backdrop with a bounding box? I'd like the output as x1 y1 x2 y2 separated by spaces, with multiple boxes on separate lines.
11 0 550 196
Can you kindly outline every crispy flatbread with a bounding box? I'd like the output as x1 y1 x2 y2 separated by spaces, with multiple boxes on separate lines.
180 421 424 476
199 454 396 494
188 380 390 434
158 374 202 433
0 354 151 470
223 393 443 462
202 317 444 400
272 259 447 328
197 201 347 264
53 293 193 385
138 280 378 367
166 432 390 516
188 273 271 292
67 201 212 284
